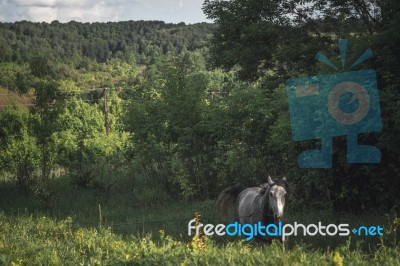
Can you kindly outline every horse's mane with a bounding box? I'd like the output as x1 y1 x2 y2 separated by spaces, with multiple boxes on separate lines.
259 183 270 195
258 179 289 196
274 179 289 191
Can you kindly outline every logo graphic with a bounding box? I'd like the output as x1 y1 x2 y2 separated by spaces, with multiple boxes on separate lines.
286 39 382 168
188 219 384 241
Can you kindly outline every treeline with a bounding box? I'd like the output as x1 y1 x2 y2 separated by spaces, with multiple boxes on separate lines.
0 20 214 64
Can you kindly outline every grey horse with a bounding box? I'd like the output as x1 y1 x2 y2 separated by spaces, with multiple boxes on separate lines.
217 176 288 242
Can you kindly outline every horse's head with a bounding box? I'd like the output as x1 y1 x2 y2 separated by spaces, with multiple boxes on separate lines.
260 175 288 223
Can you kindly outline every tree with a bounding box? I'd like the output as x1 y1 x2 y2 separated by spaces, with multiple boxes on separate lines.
0 106 40 193
202 0 382 83
52 97 129 188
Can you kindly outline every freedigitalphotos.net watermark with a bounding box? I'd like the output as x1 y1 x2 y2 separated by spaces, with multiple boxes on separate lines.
188 219 384 241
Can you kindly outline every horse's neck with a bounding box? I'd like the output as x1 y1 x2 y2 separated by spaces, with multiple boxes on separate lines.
260 191 273 219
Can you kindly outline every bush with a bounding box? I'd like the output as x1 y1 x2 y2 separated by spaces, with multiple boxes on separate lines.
2 130 41 193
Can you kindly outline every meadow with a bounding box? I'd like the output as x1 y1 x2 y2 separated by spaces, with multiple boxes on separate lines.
0 175 399 265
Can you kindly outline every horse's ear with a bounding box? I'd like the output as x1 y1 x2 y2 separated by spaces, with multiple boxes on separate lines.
282 176 289 191
268 175 273 184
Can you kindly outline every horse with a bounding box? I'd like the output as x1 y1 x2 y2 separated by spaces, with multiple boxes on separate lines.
217 175 289 242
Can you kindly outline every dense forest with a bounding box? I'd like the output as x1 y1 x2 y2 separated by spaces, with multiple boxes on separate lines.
0 20 213 63
0 0 399 215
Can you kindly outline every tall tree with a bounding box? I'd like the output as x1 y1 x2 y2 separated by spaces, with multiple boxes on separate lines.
202 0 382 83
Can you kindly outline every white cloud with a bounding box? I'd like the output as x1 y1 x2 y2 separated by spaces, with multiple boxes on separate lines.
15 0 57 6
27 6 58 21
57 4 119 22
14 0 92 7
0 0 212 23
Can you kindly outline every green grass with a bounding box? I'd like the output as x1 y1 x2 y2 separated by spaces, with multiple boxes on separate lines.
0 213 399 265
0 175 399 265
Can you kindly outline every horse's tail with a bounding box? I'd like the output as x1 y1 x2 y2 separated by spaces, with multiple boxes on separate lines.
217 186 246 216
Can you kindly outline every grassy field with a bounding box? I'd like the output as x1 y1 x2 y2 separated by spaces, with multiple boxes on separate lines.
0 175 399 265
0 87 32 110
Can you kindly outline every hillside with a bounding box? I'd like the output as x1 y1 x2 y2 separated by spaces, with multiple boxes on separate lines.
0 87 32 110
0 20 214 64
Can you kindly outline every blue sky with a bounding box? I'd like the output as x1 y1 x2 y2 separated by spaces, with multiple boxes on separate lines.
0 0 211 24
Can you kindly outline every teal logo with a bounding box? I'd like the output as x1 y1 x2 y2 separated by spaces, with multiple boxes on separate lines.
286 39 382 168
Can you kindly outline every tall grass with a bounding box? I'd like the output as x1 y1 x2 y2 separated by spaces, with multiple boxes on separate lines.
0 175 399 265
0 213 399 265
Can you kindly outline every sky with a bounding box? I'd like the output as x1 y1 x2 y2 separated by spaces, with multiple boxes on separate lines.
0 0 212 24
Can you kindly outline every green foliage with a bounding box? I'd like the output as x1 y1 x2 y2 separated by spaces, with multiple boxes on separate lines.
0 106 39 192
125 52 210 198
123 51 281 202
0 213 398 265
201 0 400 211
51 97 129 189
0 21 214 64
0 105 30 145
202 0 332 82
0 58 132 192
2 129 41 193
